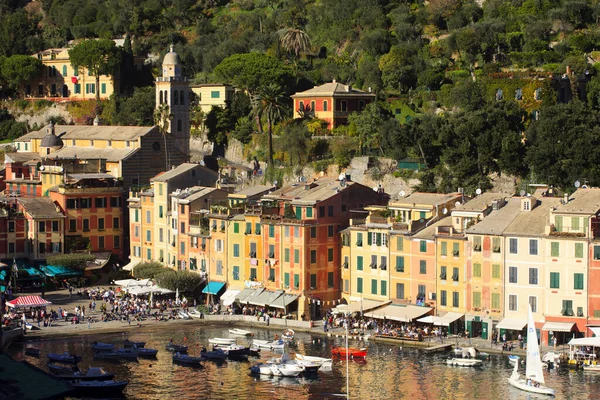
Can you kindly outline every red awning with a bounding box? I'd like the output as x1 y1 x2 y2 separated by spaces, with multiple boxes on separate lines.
6 295 52 309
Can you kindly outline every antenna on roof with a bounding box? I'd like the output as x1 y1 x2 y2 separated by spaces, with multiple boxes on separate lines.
475 188 482 195
519 190 526 196
574 180 581 188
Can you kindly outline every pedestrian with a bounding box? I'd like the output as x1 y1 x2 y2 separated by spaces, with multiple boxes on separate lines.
553 336 558 349
324 318 328 332
68 286 73 299
518 333 523 349
266 313 270 326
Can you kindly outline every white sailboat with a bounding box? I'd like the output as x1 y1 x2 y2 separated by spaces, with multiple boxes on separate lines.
507 305 555 396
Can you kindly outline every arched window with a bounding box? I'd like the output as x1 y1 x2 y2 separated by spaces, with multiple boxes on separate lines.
62 65 67 77
177 120 182 132
310 101 316 114
323 101 328 111
174 90 179 105
164 90 168 104
180 90 184 105
159 91 163 104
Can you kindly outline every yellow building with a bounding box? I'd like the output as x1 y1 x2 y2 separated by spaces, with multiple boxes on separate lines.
434 221 468 318
19 197 65 261
190 84 235 114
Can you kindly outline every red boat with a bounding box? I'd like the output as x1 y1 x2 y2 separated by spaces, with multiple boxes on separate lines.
331 346 368 358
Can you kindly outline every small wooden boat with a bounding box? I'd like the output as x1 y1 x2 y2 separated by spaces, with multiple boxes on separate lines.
447 358 484 367
71 380 128 396
166 343 188 353
93 351 121 360
24 347 41 357
229 328 253 336
134 347 159 358
117 348 139 360
47 352 82 364
54 367 114 381
173 353 204 366
123 339 145 348
208 337 236 346
48 362 80 374
253 339 285 350
92 342 115 352
331 346 367 358
215 344 250 359
282 329 295 341
200 347 228 361
295 354 333 371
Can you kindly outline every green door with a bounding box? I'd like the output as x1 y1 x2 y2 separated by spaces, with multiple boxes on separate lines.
481 322 488 340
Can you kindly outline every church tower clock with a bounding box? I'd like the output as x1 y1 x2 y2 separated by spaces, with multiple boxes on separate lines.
155 44 190 163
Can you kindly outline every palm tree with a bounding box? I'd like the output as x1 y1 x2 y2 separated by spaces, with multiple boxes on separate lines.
153 103 173 171
251 83 290 167
278 27 311 57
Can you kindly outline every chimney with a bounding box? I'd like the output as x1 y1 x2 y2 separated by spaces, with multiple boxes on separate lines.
563 193 569 204
368 87 372 93
346 85 351 92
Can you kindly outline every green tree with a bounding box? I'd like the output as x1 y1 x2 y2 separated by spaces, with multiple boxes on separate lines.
1 55 43 95
251 83 290 167
112 86 155 126
153 103 173 171
133 262 167 279
155 269 203 293
378 44 418 93
347 102 390 155
68 39 121 101
278 27 311 57
205 105 234 150
277 122 311 165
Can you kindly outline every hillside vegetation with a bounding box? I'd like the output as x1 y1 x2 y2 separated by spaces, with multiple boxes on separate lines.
2 0 600 194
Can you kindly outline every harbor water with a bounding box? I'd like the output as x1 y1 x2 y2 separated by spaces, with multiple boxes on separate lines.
9 326 600 399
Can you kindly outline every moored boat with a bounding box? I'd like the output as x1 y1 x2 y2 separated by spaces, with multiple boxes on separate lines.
93 351 121 360
172 353 203 367
117 348 139 360
252 339 285 350
134 347 159 358
24 347 41 357
208 337 236 346
200 347 228 361
214 344 250 359
250 362 275 375
166 343 188 353
178 310 191 320
331 346 367 358
229 328 253 336
507 305 555 396
92 342 115 352
188 309 203 319
583 363 600 372
48 362 80 374
71 379 128 396
123 339 146 348
446 358 484 367
47 352 81 364
271 363 304 377
295 354 333 371
54 367 115 381
282 329 295 341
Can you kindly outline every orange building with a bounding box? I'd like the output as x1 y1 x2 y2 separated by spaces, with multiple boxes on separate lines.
3 152 42 197
290 81 376 129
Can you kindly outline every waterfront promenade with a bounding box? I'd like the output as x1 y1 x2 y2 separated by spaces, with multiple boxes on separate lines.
13 287 565 359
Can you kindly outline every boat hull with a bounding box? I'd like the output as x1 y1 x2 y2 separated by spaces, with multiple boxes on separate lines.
72 380 128 396
446 358 483 367
47 353 81 364
229 329 253 336
166 344 188 353
208 338 236 345
331 347 367 358
508 377 555 396
123 340 145 348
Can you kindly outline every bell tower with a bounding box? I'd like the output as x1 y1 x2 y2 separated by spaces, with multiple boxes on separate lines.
155 44 189 163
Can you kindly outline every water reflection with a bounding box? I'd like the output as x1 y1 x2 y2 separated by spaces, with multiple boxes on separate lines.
8 326 600 399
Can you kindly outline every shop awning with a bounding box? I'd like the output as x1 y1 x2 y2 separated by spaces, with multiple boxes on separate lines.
269 293 299 309
333 299 391 314
542 322 575 332
417 312 464 326
6 295 51 309
569 337 600 347
235 288 257 303
370 303 432 322
496 318 527 331
202 281 226 295
247 289 274 306
220 289 240 306
123 259 140 272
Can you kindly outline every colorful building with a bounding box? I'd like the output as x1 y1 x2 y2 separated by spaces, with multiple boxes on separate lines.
290 81 376 129
189 83 235 114
3 152 42 197
17 197 65 261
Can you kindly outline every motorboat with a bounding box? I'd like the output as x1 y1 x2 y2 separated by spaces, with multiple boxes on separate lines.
271 363 304 377
542 352 560 369
447 347 484 367
508 355 521 364
214 344 250 359
48 362 80 375
188 309 203 319
508 305 555 396
178 310 191 320
288 358 320 374
47 352 81 364
24 347 41 357
282 329 295 341
200 347 228 361
92 342 115 352
166 343 188 353
71 380 128 396
208 337 236 346
252 339 285 350
93 351 121 361
117 348 139 360
250 362 275 376
133 347 159 358
331 346 367 358
229 328 253 336
295 354 333 371
173 353 204 367
54 367 115 381
123 339 146 348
